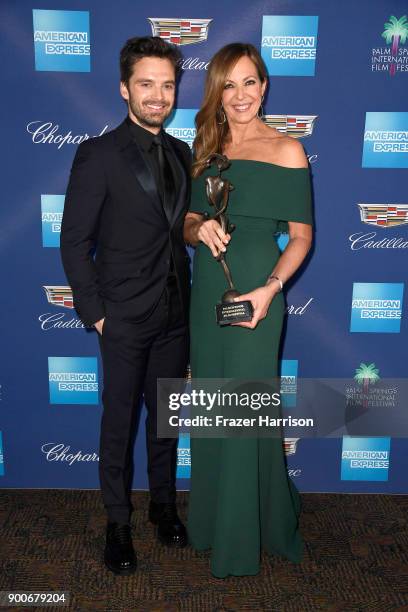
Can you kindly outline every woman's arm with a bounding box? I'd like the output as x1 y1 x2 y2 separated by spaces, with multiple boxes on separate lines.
233 138 313 329
265 221 312 294
233 221 312 329
183 211 230 258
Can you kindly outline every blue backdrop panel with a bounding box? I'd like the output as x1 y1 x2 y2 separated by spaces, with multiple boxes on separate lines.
0 0 407 493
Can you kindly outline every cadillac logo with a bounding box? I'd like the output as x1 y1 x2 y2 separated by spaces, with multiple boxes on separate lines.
358 204 408 228
148 18 212 45
283 438 299 456
263 115 318 138
43 286 73 309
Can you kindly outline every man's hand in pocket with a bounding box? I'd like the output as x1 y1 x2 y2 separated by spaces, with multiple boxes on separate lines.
94 318 105 335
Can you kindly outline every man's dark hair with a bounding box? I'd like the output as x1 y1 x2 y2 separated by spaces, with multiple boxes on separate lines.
120 36 182 83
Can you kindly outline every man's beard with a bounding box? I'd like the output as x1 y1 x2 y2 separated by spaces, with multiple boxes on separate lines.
129 96 172 129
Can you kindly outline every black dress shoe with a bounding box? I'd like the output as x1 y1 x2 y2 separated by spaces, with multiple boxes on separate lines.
104 522 137 575
149 502 188 548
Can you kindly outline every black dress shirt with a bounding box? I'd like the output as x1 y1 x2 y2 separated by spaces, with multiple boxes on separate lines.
126 117 164 192
126 116 178 277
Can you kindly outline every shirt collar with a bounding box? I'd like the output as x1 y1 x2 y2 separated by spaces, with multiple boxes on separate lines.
126 116 168 151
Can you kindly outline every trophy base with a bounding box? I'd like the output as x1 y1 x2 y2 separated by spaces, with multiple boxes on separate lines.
215 300 254 326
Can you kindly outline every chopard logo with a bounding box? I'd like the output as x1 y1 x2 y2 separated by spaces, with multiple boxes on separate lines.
286 297 314 315
27 121 109 149
41 443 99 465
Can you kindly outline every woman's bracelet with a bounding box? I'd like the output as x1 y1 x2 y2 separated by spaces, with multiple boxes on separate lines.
267 274 283 292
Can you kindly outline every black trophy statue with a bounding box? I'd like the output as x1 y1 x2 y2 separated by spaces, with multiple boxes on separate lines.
205 154 253 326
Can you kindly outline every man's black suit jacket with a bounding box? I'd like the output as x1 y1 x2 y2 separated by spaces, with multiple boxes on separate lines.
60 119 192 327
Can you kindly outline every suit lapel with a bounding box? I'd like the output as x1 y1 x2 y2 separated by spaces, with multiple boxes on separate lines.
114 120 162 211
114 119 189 227
122 141 162 208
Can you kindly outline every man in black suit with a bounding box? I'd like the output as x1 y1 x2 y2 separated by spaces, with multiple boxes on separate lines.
61 37 191 575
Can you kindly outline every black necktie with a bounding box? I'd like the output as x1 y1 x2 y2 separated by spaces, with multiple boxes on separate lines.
152 135 174 223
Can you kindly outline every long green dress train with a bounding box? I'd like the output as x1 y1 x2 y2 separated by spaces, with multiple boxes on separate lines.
187 160 313 578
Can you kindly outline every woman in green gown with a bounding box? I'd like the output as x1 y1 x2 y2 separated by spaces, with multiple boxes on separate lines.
183 43 313 578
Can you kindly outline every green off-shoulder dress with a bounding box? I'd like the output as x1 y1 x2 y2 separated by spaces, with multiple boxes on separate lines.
187 160 313 578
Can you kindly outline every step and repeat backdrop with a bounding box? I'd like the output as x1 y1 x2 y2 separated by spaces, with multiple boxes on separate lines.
1 0 407 493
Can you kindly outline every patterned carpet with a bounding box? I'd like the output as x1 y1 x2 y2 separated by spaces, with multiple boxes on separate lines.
0 490 407 611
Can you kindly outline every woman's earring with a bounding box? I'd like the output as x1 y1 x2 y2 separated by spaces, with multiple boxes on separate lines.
257 95 264 119
217 106 227 125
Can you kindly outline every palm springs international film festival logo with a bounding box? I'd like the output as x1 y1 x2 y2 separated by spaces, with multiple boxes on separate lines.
41 195 64 247
371 15 408 76
341 436 391 481
350 282 404 333
32 10 90 72
48 357 98 405
346 363 397 411
349 203 408 251
362 112 408 168
261 16 319 76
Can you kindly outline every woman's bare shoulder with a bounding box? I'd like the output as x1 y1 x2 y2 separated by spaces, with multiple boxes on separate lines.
243 126 308 168
265 133 308 168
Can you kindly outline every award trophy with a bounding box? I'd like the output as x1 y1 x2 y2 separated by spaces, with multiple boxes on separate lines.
204 154 254 326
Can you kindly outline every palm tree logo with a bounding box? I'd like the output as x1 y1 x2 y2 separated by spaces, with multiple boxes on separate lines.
354 362 380 409
382 15 408 77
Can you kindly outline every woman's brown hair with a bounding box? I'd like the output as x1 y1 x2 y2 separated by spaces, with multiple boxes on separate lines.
192 42 268 178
